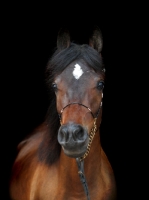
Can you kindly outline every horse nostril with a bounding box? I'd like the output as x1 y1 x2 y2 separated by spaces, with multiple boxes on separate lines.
72 126 85 141
59 126 69 142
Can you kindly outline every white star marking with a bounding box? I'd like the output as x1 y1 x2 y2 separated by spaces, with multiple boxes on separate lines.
72 64 84 79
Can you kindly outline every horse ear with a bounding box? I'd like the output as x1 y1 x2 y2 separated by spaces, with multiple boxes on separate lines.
89 26 103 53
57 28 71 51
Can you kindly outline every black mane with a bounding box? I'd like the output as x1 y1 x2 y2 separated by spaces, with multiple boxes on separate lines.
38 42 104 165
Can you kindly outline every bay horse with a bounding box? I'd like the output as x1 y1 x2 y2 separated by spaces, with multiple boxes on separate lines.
9 26 117 200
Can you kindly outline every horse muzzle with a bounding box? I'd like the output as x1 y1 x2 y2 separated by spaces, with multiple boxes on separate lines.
57 123 89 158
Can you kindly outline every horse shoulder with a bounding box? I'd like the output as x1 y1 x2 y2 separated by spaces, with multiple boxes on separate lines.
9 123 51 200
100 148 117 200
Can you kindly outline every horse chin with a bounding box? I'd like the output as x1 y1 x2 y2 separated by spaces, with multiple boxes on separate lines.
62 146 87 158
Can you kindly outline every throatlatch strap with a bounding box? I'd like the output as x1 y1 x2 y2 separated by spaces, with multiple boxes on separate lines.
76 158 90 200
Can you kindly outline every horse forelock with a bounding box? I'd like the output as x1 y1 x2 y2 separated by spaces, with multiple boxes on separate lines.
45 43 104 84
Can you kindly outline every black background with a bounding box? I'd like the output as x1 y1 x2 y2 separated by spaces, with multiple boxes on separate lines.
2 2 145 200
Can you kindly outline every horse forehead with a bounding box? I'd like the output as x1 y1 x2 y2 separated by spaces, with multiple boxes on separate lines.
60 61 95 82
68 61 92 73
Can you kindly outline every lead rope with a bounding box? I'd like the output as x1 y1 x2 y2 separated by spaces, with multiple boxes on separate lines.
76 158 91 200
76 118 97 200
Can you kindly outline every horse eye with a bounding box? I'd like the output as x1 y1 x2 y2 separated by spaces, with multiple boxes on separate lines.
97 81 104 90
52 83 57 91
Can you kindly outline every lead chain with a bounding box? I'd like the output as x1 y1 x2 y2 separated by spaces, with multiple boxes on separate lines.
80 118 97 161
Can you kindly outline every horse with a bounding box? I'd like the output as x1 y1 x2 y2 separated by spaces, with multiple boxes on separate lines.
9 26 117 200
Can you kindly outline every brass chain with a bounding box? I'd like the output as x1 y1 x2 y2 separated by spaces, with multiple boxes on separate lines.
80 118 97 161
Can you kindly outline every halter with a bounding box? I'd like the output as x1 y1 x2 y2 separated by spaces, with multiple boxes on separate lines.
58 101 102 200
59 102 102 124
59 102 102 158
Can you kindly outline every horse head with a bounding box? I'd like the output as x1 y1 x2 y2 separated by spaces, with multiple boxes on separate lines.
49 27 105 159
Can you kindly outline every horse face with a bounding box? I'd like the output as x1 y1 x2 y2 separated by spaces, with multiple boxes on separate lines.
54 60 104 158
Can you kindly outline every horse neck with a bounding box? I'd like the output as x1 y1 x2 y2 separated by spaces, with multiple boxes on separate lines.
58 129 102 189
